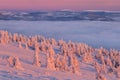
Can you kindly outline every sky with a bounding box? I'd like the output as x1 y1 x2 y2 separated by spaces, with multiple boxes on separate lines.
0 0 120 11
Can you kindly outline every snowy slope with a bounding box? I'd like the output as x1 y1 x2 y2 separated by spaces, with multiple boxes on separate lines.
0 30 119 80
0 43 96 80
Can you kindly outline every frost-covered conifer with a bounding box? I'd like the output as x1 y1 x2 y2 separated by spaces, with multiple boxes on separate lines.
33 50 41 67
13 33 18 42
25 43 28 50
94 61 100 74
71 56 80 75
18 41 22 48
55 54 61 70
46 52 56 70
7 56 24 70
96 73 107 80
61 55 68 71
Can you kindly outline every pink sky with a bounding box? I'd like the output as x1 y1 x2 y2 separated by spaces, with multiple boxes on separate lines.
0 0 120 11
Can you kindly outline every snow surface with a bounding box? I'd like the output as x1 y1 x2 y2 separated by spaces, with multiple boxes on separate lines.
0 42 118 80
0 20 120 50
0 43 96 80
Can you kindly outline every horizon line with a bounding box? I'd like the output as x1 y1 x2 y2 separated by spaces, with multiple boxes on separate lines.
0 9 120 12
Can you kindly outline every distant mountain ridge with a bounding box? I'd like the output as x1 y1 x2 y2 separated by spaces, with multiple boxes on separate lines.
0 10 120 21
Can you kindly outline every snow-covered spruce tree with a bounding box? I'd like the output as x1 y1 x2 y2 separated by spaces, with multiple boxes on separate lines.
0 37 5 45
93 61 107 80
106 56 113 68
55 54 61 70
40 41 47 52
82 52 88 63
61 46 68 56
33 41 41 66
100 54 105 65
25 42 28 50
7 56 14 67
18 41 22 48
61 55 68 71
68 50 74 66
116 71 120 79
8 32 13 43
96 73 107 80
19 34 27 43
70 55 80 75
109 49 120 69
7 56 24 70
34 41 39 51
27 38 32 47
48 46 55 57
76 43 81 56
4 31 9 44
58 39 66 46
33 50 41 67
49 38 57 46
46 48 56 70
101 63 107 74
0 31 6 45
13 33 18 42
115 67 120 78
72 56 80 75
14 57 24 70
94 61 101 74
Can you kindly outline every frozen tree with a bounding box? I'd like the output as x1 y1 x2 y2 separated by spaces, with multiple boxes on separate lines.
13 33 18 42
33 41 41 66
70 55 80 75
61 55 68 71
25 43 28 50
96 73 107 80
49 38 57 46
55 54 61 70
106 56 113 68
46 53 56 70
0 31 7 45
100 63 107 74
94 61 101 74
48 46 55 57
19 34 27 43
8 33 13 43
14 57 24 70
0 37 5 45
40 41 47 52
100 54 105 65
116 69 120 78
61 44 68 56
27 39 32 47
7 56 24 70
7 56 14 67
33 50 41 67
18 41 22 48
34 41 40 52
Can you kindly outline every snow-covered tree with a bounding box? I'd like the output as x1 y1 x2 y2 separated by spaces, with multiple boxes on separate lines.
55 54 61 70
7 56 24 70
96 73 107 80
46 53 56 70
18 41 22 48
33 50 41 67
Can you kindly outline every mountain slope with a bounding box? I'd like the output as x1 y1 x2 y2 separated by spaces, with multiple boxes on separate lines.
0 11 120 21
